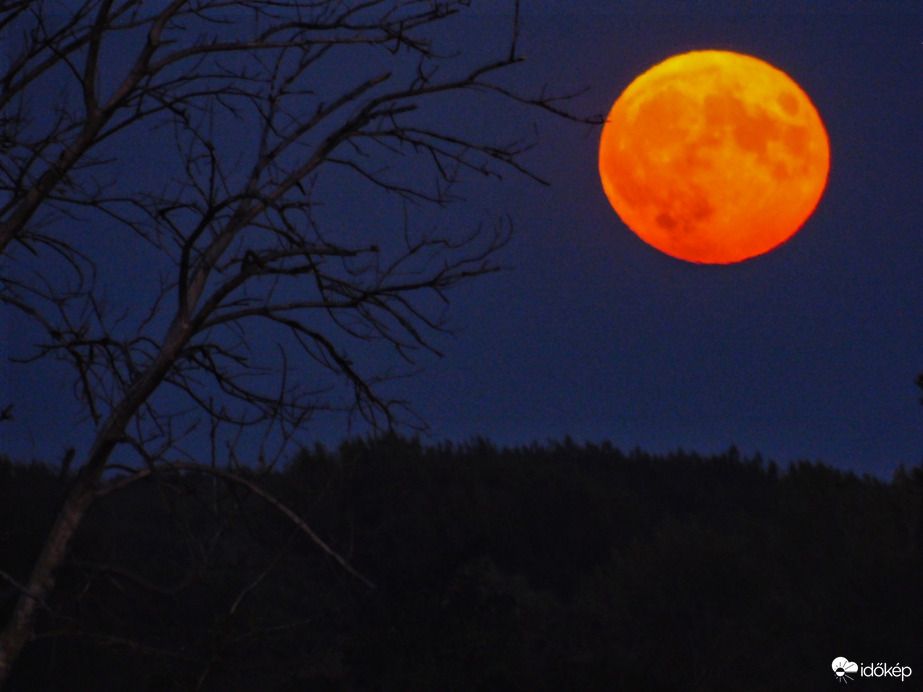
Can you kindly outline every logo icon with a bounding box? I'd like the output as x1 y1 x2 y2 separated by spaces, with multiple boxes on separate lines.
833 657 858 683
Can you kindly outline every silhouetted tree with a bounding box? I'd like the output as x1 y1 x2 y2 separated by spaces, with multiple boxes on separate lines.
0 1 594 683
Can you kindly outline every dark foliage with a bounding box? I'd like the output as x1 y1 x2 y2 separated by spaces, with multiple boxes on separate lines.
2 439 921 690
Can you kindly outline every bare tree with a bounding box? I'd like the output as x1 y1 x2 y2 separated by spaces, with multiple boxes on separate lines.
0 0 595 683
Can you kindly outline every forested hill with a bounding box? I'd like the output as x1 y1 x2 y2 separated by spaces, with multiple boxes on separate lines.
2 436 922 690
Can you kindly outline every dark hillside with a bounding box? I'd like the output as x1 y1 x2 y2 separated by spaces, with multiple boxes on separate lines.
2 439 921 690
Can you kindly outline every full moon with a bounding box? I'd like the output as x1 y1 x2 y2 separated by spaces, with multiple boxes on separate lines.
599 50 830 264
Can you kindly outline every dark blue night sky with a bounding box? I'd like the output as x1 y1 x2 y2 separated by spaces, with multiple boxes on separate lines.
2 2 922 478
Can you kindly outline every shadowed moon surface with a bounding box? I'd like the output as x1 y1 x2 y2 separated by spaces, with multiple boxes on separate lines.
599 50 830 264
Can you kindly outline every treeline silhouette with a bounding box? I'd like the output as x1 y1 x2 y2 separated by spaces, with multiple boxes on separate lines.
2 435 922 690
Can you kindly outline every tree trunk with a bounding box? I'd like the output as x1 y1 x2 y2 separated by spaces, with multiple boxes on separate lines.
0 470 98 686
0 326 187 687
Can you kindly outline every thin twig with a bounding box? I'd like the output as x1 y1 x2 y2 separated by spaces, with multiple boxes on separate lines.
165 461 375 589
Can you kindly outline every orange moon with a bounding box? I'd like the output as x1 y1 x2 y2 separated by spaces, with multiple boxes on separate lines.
599 50 830 264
